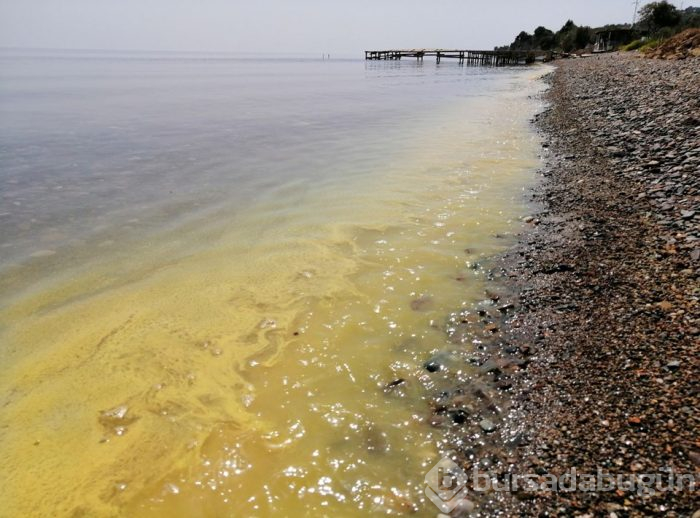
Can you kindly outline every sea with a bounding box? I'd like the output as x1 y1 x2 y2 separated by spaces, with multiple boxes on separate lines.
0 48 547 516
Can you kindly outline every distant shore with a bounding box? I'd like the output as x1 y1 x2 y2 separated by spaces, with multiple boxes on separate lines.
494 53 699 515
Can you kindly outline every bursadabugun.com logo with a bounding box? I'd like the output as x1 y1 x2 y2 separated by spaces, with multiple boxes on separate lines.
424 455 470 513
425 453 697 513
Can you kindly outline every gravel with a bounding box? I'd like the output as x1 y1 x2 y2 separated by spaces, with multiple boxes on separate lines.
430 53 699 517
495 53 700 517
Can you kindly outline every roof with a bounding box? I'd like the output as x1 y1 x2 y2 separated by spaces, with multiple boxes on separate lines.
594 28 635 35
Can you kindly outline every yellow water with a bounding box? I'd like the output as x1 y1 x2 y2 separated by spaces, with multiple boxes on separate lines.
0 69 547 517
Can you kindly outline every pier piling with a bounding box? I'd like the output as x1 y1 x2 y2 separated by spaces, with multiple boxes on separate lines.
364 49 550 66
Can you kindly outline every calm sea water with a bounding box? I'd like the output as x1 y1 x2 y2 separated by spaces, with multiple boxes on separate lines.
0 49 547 516
3 50 531 271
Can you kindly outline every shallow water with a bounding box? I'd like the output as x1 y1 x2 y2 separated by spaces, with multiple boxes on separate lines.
0 50 547 516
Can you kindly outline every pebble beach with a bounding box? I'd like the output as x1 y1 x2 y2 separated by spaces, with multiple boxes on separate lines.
498 53 699 516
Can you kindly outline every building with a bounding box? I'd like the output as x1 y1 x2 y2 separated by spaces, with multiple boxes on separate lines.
593 28 637 52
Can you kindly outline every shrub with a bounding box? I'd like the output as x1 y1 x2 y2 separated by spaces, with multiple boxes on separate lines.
639 38 662 51
621 39 645 51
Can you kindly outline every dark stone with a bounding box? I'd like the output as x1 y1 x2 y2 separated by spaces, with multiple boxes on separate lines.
665 360 681 371
383 378 406 391
450 409 468 425
540 263 575 274
424 360 441 373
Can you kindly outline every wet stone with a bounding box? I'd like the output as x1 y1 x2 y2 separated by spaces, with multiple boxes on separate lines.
450 409 468 425
498 303 515 313
98 405 139 435
410 295 433 311
383 378 406 392
424 360 442 373
479 418 497 433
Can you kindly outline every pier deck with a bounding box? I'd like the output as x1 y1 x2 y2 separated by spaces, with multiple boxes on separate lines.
364 49 551 66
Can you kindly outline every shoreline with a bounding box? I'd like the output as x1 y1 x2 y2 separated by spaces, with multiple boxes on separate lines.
0 61 546 516
493 53 699 516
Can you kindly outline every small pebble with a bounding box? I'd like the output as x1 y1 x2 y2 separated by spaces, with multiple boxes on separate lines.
479 418 497 433
424 361 441 373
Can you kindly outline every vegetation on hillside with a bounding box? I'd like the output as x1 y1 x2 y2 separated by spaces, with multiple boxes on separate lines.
622 3 700 53
497 1 700 53
498 20 594 53
642 28 700 58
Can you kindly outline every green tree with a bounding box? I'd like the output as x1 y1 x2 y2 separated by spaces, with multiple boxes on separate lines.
510 31 534 50
554 21 592 52
574 26 593 49
533 26 556 50
638 1 682 31
559 20 576 33
679 6 700 29
556 20 578 52
505 19 593 53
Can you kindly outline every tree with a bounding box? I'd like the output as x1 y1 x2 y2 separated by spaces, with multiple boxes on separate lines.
505 20 593 53
574 26 593 49
681 7 700 29
533 26 556 50
510 31 534 50
556 20 579 52
638 1 682 31
560 20 576 33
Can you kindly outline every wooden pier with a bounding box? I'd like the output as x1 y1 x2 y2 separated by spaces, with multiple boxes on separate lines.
364 49 551 66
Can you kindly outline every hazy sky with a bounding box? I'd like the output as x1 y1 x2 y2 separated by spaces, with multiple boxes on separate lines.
0 1 672 56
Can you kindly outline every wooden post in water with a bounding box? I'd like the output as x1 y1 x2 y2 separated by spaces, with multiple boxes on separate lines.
364 48 546 66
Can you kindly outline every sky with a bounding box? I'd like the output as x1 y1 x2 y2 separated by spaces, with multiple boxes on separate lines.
0 0 678 57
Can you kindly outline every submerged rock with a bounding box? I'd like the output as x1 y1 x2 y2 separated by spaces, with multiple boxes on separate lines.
410 295 433 311
98 405 139 436
383 378 406 393
424 360 442 373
